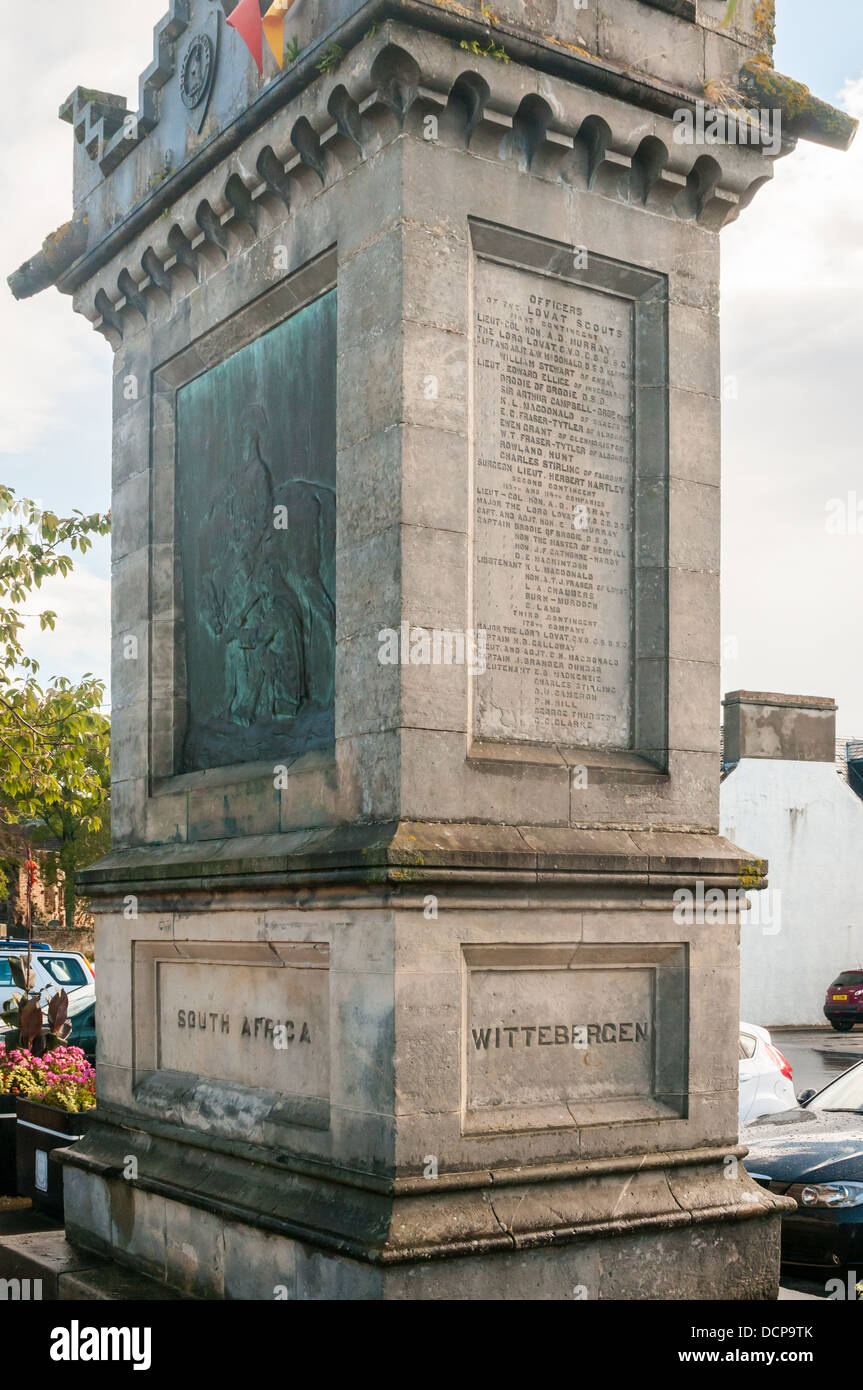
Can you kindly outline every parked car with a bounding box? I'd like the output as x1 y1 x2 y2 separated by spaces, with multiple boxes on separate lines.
739 1022 797 1126
65 986 96 1061
0 947 94 1012
0 977 95 1056
744 1059 863 1271
823 970 863 1031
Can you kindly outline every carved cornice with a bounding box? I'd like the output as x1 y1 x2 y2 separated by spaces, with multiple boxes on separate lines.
48 24 781 347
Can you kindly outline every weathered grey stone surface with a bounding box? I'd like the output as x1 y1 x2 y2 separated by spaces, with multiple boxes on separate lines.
69 4 787 847
61 1163 783 1300
723 690 838 765
54 872 795 1297
31 0 785 265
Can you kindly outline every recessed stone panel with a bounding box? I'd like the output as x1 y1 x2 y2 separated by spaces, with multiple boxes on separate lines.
472 257 634 749
462 943 687 1133
135 941 331 1120
175 291 337 773
468 222 669 765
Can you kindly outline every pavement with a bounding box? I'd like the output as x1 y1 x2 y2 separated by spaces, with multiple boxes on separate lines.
0 1195 61 1239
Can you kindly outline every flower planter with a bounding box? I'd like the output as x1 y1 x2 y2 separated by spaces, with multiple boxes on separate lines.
15 1098 91 1217
0 1095 16 1191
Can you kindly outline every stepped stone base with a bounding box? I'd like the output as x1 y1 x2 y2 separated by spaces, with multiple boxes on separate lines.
0 1199 783 1301
58 1142 787 1301
0 1230 184 1301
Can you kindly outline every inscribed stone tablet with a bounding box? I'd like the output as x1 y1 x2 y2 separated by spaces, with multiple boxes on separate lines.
467 965 654 1113
157 952 329 1099
473 259 634 748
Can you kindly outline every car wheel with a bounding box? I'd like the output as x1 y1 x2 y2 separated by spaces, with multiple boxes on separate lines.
830 1019 855 1032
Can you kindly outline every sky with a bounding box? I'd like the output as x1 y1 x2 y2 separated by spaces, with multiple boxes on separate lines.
722 1 863 735
0 1 862 729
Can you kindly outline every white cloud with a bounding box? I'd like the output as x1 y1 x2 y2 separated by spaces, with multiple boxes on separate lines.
721 74 863 732
0 3 164 695
0 2 167 458
19 568 110 695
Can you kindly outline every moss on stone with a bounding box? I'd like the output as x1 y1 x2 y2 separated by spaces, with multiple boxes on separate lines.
145 156 174 192
741 59 858 149
75 86 126 111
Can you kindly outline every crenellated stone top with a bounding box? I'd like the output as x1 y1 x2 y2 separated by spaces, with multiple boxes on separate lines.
7 0 855 303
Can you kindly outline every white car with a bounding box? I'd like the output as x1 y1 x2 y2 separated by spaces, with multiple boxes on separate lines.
739 1021 797 1126
0 947 94 1012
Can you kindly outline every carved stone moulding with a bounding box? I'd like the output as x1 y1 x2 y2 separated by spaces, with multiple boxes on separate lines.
70 23 776 348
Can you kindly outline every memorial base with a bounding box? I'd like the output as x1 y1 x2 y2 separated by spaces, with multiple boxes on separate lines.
60 1158 784 1301
62 824 790 1301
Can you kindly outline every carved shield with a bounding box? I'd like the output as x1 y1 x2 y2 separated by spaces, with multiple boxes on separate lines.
179 7 221 135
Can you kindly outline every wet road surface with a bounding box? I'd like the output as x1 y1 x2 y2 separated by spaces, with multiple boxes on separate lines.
770 1026 863 1098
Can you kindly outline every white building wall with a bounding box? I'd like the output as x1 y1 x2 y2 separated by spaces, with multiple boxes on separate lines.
720 759 863 1026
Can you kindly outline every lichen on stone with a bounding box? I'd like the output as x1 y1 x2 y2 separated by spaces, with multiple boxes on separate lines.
753 0 776 52
541 34 595 60
42 222 73 256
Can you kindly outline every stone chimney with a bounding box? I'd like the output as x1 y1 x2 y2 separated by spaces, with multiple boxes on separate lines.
723 691 837 764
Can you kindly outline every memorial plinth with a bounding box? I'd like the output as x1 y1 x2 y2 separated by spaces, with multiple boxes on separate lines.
9 0 854 1298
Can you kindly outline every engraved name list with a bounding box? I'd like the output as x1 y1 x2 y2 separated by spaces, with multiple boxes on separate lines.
473 258 635 749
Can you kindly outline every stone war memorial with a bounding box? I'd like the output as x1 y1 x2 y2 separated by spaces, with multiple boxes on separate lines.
7 0 855 1300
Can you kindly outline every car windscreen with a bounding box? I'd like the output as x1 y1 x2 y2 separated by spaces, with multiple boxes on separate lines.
37 955 88 987
811 1060 863 1112
0 959 12 986
832 972 863 986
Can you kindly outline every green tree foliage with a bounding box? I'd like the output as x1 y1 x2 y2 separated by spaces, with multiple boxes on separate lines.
0 487 110 819
31 714 111 926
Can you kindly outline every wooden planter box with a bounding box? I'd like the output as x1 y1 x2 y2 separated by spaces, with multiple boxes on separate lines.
15 1098 91 1217
0 1095 16 1192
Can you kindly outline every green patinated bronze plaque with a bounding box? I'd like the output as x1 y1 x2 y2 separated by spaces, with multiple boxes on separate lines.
176 291 336 772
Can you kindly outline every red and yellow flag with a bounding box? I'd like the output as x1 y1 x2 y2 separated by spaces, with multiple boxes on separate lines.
227 0 268 75
228 0 297 73
263 0 296 70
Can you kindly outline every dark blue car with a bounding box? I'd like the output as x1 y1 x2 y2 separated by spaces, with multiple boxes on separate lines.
744 1060 863 1272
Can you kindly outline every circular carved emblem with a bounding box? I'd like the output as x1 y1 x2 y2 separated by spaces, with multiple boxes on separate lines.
181 34 214 110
